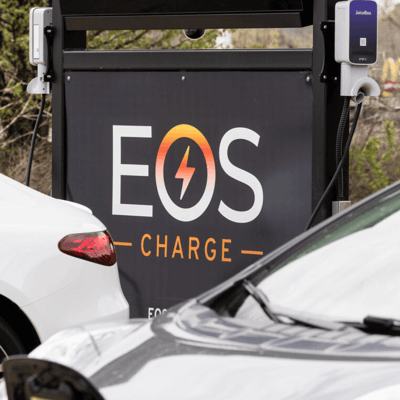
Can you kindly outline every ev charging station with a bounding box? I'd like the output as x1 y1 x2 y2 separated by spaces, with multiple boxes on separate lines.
28 0 379 317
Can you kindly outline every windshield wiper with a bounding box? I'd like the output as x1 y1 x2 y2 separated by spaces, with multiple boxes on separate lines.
273 306 347 331
242 279 280 323
240 279 345 331
351 316 400 335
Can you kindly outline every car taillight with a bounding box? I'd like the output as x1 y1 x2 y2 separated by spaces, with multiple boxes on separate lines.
58 230 117 266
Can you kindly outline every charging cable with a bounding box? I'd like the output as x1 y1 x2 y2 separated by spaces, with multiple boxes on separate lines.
305 98 363 231
336 97 350 200
26 94 46 187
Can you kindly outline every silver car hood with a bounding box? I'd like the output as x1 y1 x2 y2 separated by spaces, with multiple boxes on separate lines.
27 302 400 400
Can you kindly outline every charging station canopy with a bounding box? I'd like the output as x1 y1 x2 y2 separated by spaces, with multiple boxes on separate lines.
59 0 313 30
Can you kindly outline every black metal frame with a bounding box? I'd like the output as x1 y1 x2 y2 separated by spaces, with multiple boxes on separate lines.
59 0 313 29
312 0 349 223
52 0 347 225
63 49 312 71
64 14 310 31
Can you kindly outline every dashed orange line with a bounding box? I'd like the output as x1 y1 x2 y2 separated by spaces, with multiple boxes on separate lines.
241 250 264 256
114 242 132 246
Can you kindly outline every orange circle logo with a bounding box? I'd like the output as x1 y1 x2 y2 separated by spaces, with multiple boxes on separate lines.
155 124 216 222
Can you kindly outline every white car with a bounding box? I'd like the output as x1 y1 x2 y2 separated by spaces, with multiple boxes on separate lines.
0 173 129 358
5 180 400 400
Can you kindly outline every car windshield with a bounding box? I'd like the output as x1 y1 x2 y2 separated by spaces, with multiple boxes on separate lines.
236 187 400 324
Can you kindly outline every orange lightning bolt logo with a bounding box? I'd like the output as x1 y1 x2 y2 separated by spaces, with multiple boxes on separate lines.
175 146 195 200
156 124 216 221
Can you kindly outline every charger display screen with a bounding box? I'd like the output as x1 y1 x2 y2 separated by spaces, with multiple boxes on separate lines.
349 0 377 64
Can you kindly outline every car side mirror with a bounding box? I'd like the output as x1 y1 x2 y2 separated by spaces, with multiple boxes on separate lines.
2 356 104 400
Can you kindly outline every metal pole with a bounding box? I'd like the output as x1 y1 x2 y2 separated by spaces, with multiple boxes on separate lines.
52 0 86 199
311 0 348 225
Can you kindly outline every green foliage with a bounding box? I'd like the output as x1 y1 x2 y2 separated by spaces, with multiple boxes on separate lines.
0 145 10 154
87 29 221 51
350 120 400 199
231 29 280 49
0 0 50 145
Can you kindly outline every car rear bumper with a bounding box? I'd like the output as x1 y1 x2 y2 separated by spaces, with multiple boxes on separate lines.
21 262 129 342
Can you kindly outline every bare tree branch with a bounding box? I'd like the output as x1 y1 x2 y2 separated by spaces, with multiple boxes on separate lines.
0 95 33 136
2 130 46 146
115 31 148 49
388 15 400 31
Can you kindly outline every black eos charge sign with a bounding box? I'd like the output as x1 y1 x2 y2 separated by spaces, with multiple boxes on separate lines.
65 70 312 317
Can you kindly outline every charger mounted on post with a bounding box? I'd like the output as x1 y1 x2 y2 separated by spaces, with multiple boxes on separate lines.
306 0 381 229
27 7 53 95
25 7 52 187
333 0 380 214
